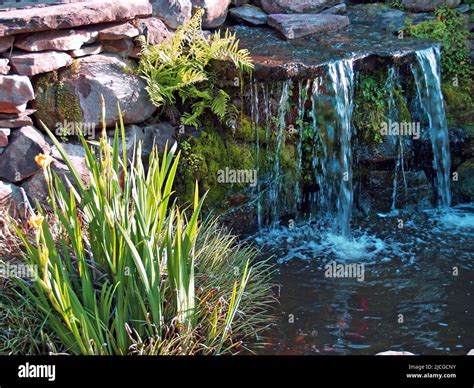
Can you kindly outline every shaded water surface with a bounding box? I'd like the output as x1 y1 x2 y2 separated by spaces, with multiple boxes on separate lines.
253 205 474 355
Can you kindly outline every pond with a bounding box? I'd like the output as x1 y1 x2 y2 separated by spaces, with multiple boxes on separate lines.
252 204 474 355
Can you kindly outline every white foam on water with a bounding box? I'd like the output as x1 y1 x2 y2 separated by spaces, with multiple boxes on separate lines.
424 204 474 230
253 223 386 263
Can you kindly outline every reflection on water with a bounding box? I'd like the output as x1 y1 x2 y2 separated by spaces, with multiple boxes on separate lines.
252 204 474 355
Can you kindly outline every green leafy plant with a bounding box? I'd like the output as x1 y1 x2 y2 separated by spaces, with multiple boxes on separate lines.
405 7 472 80
138 8 254 128
12 101 273 355
353 73 388 144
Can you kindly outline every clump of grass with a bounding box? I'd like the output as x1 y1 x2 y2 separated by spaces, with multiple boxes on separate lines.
10 100 274 355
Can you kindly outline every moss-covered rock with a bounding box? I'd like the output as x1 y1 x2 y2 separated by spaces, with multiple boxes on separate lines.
457 158 474 201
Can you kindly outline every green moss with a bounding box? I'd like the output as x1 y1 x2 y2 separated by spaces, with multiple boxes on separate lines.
35 73 83 135
56 82 83 124
443 80 474 130
404 7 472 81
353 71 388 144
176 125 258 208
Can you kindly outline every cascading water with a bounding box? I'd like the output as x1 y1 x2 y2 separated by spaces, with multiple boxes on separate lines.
411 46 452 208
327 59 355 238
296 80 311 212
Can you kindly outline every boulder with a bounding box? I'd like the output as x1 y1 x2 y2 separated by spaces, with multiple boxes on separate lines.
0 75 34 114
0 128 10 147
145 122 177 154
0 180 28 219
131 17 172 45
69 43 104 58
0 126 50 182
229 5 268 25
192 0 232 28
0 36 14 53
0 58 10 75
260 0 343 14
402 0 461 12
14 29 98 52
9 51 73 76
33 54 156 129
152 0 192 29
267 14 349 39
0 0 152 37
111 122 176 157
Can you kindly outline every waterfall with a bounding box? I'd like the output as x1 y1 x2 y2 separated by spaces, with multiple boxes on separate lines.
296 80 311 212
251 82 262 227
411 46 452 208
269 80 292 224
328 59 355 238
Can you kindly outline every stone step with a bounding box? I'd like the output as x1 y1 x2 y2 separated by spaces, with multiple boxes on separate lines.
0 0 152 37
267 13 349 40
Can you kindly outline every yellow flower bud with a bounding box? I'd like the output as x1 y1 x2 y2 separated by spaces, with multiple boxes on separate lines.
28 214 44 230
35 154 53 169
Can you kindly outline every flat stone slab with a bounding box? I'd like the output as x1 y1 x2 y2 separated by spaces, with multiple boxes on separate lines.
0 114 33 128
267 14 350 39
0 75 34 114
9 51 73 76
261 0 343 14
0 0 152 37
14 29 98 52
97 22 140 40
220 5 437 81
229 5 268 26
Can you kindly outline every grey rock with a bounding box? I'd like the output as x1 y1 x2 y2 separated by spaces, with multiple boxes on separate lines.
0 180 28 219
152 0 192 29
33 54 156 129
261 0 342 14
229 5 268 25
267 13 349 39
192 0 232 28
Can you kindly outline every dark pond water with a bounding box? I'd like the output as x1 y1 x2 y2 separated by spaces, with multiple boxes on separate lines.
252 204 474 355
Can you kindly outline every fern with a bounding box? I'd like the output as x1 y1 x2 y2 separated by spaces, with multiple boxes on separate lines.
138 8 253 128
